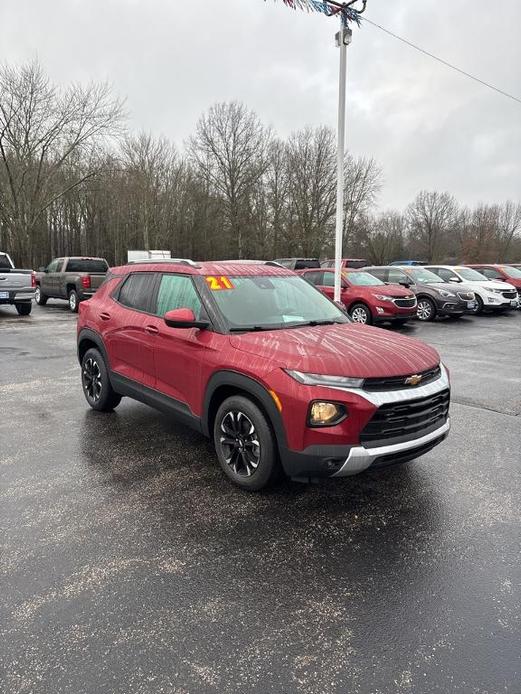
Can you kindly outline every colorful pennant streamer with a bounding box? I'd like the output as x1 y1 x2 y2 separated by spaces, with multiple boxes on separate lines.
266 0 363 26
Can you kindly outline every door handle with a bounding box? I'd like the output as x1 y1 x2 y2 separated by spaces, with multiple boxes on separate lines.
145 325 159 335
99 312 111 321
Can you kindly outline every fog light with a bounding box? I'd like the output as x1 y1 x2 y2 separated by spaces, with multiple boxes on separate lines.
376 306 385 314
308 401 347 427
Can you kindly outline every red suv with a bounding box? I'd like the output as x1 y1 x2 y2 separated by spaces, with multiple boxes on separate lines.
299 268 417 325
77 260 450 490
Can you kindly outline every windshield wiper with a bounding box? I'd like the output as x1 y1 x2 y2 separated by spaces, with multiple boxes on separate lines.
229 325 275 332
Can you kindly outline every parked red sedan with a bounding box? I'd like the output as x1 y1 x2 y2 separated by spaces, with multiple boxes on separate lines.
299 268 417 325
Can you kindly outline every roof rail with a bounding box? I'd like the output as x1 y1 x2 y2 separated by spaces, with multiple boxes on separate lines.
127 258 200 267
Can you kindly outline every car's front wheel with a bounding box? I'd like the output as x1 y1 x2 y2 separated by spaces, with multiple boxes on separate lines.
213 395 279 491
349 303 372 325
34 286 48 305
81 348 121 411
417 297 436 321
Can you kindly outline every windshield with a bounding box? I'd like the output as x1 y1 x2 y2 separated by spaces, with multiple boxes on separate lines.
409 268 446 284
501 266 521 279
209 275 349 331
455 267 489 281
344 271 384 286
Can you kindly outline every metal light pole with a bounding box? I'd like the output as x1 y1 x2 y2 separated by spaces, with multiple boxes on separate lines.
334 23 352 304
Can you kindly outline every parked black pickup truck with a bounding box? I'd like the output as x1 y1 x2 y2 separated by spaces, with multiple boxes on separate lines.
35 257 109 312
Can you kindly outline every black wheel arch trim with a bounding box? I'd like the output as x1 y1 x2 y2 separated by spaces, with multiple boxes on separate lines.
77 328 111 367
202 370 289 457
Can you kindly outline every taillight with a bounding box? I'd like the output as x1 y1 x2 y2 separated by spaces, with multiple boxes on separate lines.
31 272 36 288
81 276 91 289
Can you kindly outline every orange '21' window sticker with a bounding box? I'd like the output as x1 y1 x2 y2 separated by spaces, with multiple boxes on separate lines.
206 276 235 291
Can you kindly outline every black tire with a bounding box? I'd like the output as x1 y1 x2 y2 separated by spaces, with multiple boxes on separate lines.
474 295 484 315
15 302 32 316
213 395 280 491
68 289 79 313
349 303 373 325
416 297 437 322
34 285 48 305
81 348 121 411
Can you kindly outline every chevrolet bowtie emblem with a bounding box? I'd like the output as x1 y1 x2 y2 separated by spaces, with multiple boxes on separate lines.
405 374 423 386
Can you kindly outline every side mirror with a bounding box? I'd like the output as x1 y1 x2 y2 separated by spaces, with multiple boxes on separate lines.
448 277 461 283
38 266 47 272
164 308 209 330
399 281 411 288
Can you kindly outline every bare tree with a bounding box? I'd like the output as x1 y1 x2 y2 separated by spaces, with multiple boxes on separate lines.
343 155 383 248
188 102 271 258
0 61 123 265
406 191 458 262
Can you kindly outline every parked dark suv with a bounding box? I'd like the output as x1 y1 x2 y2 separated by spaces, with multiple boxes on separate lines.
77 260 450 490
364 266 477 321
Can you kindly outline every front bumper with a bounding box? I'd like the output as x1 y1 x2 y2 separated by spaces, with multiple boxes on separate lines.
332 418 450 476
281 366 451 479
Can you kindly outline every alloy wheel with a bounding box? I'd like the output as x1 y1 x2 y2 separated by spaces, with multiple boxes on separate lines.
69 292 77 311
417 300 433 321
82 358 102 402
351 307 369 324
219 411 260 477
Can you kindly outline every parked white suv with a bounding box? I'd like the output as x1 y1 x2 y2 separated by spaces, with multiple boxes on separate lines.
426 266 518 313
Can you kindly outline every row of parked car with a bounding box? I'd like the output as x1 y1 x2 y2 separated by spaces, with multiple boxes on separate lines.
274 257 521 325
1 252 520 327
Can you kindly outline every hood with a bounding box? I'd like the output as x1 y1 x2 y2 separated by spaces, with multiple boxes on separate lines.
361 283 413 298
230 323 439 379
477 280 516 291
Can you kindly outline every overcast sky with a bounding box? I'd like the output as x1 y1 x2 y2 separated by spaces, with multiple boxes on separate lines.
1 0 520 210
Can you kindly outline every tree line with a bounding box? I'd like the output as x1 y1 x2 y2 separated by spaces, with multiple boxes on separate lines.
1 62 520 269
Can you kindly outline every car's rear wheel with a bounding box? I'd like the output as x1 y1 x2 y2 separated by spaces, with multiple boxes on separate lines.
417 297 436 321
349 303 372 325
213 395 279 491
81 348 121 411
68 289 79 313
34 286 47 305
15 302 32 316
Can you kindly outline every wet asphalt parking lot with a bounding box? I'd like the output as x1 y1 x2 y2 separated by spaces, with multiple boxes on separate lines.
1 303 520 694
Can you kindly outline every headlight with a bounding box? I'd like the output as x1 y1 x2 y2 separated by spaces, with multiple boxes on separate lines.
285 370 364 388
436 289 456 298
374 294 394 302
308 401 347 427
489 288 504 294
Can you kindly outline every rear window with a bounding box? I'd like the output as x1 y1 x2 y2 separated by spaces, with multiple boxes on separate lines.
66 258 108 273
0 253 12 269
117 273 156 312
294 259 320 270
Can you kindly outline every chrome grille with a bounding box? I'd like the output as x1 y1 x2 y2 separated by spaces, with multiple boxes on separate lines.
393 297 417 308
363 366 442 392
502 290 517 299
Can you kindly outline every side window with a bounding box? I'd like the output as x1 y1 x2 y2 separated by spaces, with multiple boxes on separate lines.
302 271 322 285
436 268 456 282
481 268 501 280
388 269 408 284
155 274 202 318
47 258 62 272
367 268 386 281
322 272 335 287
118 273 157 312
